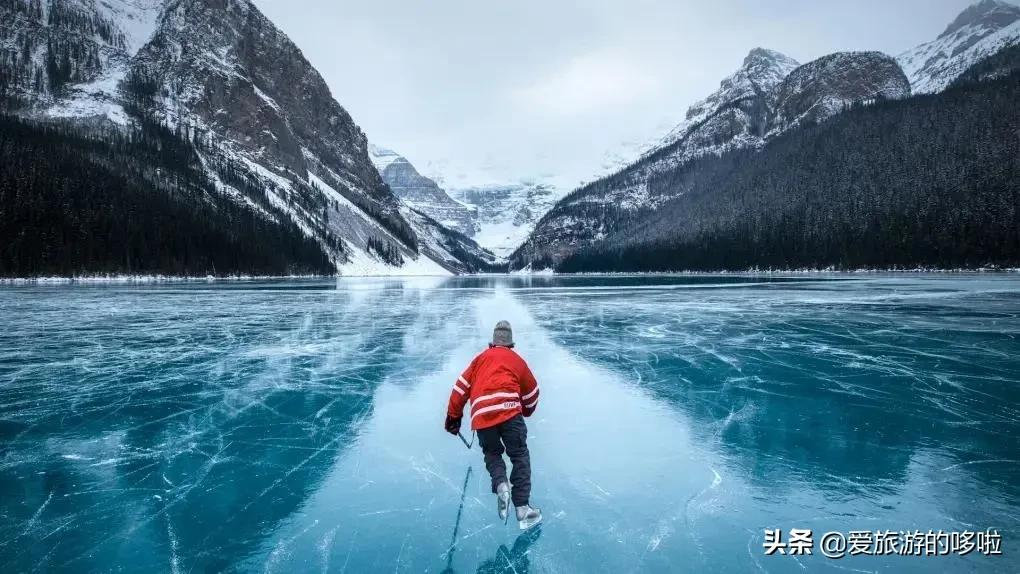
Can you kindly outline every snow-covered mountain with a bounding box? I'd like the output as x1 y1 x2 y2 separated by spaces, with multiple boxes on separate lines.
0 0 491 276
512 0 1020 272
771 51 910 132
511 48 913 269
659 48 799 152
898 0 1020 93
534 48 799 234
448 182 564 259
600 48 801 207
369 146 564 258
369 146 479 237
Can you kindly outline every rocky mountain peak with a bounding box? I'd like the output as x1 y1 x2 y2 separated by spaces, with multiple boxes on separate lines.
742 47 801 78
772 51 910 131
899 0 1020 93
712 47 798 102
372 150 478 237
368 145 402 172
941 0 1020 40
661 48 798 147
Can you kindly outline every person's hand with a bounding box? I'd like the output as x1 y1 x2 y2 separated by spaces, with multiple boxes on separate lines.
445 415 462 435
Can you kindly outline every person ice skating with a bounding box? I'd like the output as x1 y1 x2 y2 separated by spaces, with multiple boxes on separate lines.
445 320 542 529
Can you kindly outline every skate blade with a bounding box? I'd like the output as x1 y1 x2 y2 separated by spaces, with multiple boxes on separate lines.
518 514 542 530
497 492 510 524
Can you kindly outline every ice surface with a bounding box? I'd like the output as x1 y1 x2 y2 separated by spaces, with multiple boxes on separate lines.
0 275 1018 572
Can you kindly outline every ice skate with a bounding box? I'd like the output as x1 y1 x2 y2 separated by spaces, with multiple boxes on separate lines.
515 505 542 530
496 481 511 523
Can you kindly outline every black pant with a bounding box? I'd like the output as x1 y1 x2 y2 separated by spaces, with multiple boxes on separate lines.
477 414 531 507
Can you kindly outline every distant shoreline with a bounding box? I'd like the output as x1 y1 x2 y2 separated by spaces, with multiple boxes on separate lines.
563 268 1020 276
0 274 334 284
1 267 1018 284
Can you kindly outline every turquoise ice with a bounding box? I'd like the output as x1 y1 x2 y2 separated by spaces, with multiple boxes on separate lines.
0 275 1017 572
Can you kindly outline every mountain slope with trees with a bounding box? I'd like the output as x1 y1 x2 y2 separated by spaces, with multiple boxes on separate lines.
0 114 334 277
556 68 1019 272
512 1 1020 273
0 0 495 277
510 50 914 269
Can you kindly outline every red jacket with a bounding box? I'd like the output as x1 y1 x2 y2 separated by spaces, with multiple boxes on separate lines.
447 346 540 430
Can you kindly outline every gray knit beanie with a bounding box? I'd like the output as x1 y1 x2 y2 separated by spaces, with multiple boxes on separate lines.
491 320 514 348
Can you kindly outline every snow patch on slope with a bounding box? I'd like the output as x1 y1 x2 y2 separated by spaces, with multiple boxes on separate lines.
338 243 451 277
96 0 164 54
46 70 132 124
472 220 533 259
44 0 163 124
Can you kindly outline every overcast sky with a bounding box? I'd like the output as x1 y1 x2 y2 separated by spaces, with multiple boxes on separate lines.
253 0 980 191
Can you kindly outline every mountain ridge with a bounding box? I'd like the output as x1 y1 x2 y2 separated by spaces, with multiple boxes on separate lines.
369 145 478 237
897 0 1020 92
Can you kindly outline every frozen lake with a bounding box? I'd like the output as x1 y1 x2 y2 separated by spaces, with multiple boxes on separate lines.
1 275 1018 573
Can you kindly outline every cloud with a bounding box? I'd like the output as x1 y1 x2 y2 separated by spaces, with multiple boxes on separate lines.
510 49 661 116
